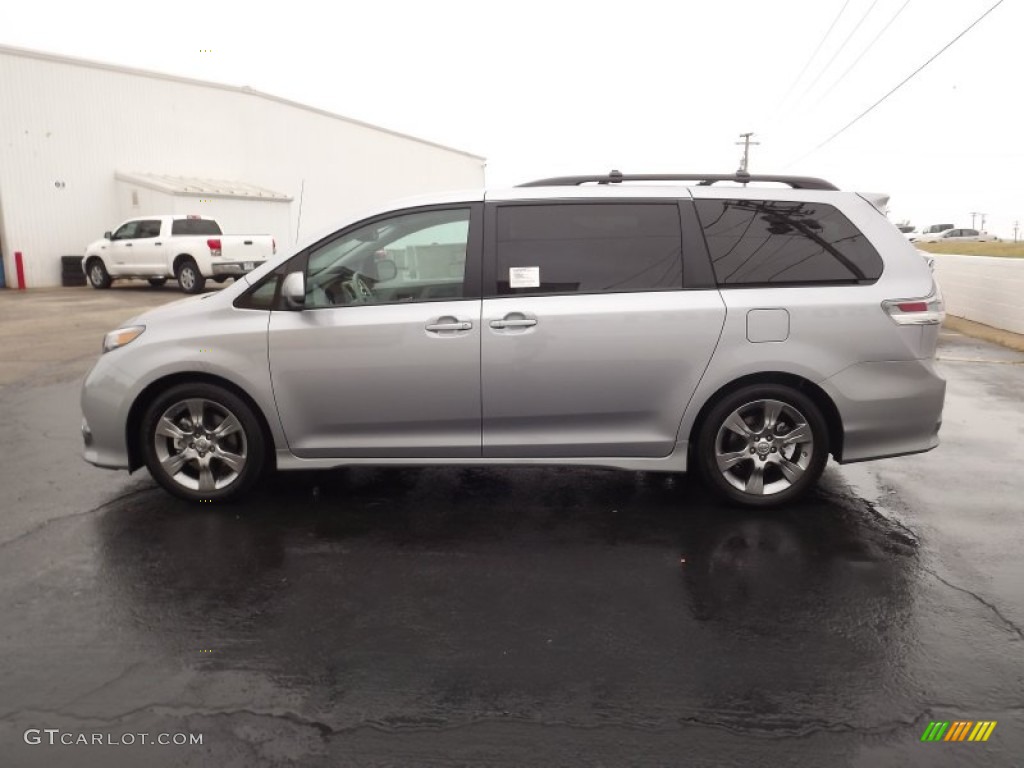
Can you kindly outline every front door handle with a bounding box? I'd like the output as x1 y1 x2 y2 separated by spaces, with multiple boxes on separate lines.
425 316 473 333
490 318 537 329
154 241 162 246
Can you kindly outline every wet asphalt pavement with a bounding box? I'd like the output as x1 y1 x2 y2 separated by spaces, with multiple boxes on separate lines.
0 301 1022 766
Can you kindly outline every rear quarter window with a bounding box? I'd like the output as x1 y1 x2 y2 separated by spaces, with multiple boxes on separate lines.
172 219 222 236
695 199 883 286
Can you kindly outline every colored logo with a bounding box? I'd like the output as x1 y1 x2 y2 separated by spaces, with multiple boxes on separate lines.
921 721 997 742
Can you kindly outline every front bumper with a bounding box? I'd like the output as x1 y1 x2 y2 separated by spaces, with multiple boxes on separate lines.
212 261 264 276
81 358 133 470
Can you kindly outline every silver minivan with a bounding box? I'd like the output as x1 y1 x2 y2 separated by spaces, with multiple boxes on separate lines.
81 172 946 507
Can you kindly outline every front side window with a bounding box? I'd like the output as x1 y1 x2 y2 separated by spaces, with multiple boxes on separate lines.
494 203 682 295
111 221 141 240
304 208 471 309
695 199 883 286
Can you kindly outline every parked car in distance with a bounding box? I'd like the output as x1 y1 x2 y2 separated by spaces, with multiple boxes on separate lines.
83 215 276 293
914 228 999 244
80 171 946 509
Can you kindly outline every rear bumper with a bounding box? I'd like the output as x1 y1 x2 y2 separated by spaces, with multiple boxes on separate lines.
212 261 264 276
820 359 946 463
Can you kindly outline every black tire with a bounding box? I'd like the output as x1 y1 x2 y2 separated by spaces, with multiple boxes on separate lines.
86 258 112 289
140 382 266 503
176 258 205 294
148 277 168 287
696 383 829 508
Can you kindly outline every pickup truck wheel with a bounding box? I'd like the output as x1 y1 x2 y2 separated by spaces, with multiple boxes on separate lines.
147 277 167 287
140 382 265 502
86 258 112 289
176 258 205 294
697 384 828 508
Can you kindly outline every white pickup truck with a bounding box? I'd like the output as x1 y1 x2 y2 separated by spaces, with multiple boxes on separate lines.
83 215 276 293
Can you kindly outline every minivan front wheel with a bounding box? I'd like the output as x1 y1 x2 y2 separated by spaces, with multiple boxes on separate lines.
697 384 828 507
140 383 265 502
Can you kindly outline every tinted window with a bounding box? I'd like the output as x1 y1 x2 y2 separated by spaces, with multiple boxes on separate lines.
695 199 883 286
172 218 222 236
136 220 162 238
494 204 682 295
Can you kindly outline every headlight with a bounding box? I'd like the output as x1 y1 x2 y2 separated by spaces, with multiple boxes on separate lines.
102 325 145 353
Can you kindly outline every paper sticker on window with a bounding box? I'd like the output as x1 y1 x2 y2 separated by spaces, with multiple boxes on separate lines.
509 267 540 289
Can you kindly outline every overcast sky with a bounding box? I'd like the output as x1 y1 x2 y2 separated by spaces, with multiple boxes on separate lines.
4 0 1020 235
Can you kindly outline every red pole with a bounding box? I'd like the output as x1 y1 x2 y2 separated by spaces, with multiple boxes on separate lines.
14 251 26 290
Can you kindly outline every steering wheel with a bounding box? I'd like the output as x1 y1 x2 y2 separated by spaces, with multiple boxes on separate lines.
341 272 374 304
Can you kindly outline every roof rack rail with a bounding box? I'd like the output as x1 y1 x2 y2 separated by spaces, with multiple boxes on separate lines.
517 170 839 191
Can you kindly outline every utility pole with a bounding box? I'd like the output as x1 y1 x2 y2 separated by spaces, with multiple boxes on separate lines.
1014 220 1019 242
736 132 760 173
969 212 980 228
980 213 987 231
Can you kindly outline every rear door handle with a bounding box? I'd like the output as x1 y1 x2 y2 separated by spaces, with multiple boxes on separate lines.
154 241 162 246
490 318 536 329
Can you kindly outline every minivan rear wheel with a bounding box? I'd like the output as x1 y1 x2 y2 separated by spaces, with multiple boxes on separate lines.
140 383 265 502
697 384 828 507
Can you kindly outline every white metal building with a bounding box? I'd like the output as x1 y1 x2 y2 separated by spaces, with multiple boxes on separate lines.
0 44 486 288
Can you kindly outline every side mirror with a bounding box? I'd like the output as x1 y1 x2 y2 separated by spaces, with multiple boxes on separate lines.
375 258 397 282
104 231 112 240
281 271 306 310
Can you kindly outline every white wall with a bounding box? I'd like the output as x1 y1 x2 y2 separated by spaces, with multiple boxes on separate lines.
0 46 485 287
932 253 1024 335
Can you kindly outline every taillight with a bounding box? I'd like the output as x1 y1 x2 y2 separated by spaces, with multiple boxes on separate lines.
272 237 276 255
882 285 945 325
207 238 222 257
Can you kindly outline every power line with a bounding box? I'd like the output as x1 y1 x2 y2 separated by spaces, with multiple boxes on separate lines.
788 0 1007 167
776 0 853 109
796 0 883 106
812 0 913 109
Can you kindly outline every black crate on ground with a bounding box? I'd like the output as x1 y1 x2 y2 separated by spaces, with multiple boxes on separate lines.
62 255 87 286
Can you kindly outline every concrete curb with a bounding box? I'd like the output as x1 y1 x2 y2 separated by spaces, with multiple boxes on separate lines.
943 315 1024 354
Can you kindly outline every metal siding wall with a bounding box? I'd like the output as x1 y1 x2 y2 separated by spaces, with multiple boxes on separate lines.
0 49 485 287
115 184 170 225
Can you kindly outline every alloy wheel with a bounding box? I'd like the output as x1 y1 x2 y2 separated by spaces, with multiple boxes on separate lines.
152 398 248 492
714 399 814 497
